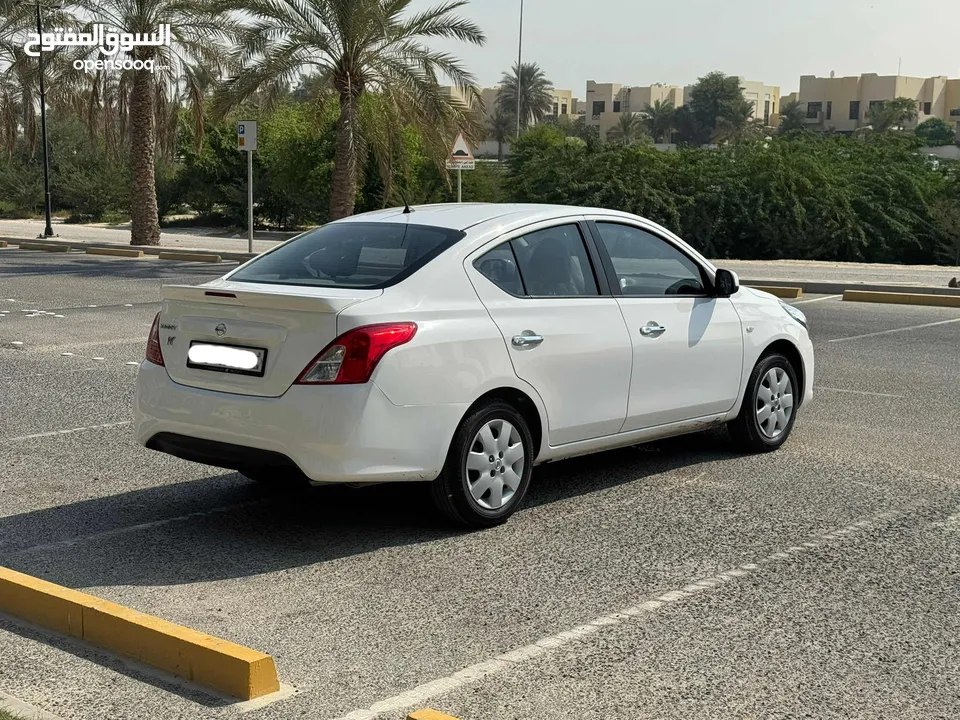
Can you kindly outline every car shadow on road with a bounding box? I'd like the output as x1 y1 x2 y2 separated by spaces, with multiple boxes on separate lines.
0 429 741 590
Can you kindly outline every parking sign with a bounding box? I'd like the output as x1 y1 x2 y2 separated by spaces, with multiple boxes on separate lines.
237 121 257 151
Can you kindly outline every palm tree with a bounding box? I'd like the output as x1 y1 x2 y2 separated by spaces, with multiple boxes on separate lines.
63 0 235 245
863 97 918 134
219 0 485 220
487 109 513 163
712 97 765 144
777 99 806 135
641 99 675 143
606 112 644 145
497 62 553 131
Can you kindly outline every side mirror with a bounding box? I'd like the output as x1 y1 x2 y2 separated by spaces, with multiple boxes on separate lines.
714 268 740 297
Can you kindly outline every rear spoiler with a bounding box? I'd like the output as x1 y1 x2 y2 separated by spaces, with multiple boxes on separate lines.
161 282 381 314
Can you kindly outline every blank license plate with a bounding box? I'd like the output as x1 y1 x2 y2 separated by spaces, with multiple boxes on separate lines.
187 342 267 377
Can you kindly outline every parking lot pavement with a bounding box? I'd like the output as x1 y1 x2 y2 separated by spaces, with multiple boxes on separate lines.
0 255 958 720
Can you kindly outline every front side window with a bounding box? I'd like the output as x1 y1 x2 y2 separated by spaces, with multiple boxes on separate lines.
230 222 463 289
594 223 707 296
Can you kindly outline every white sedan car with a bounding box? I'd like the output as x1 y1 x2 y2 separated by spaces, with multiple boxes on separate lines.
135 204 813 527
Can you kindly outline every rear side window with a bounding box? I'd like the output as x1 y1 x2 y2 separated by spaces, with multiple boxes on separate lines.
474 224 600 298
231 222 464 288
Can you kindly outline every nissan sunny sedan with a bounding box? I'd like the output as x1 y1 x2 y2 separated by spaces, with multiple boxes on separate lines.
135 203 814 527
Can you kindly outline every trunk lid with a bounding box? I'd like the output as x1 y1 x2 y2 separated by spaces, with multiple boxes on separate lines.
158 280 380 397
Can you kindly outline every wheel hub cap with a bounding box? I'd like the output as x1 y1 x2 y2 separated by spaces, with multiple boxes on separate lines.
756 367 794 439
465 419 525 510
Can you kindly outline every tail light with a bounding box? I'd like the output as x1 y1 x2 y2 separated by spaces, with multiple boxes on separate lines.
146 312 164 366
296 322 417 385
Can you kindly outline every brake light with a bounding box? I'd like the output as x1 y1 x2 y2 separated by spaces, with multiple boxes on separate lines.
296 323 417 384
146 312 164 366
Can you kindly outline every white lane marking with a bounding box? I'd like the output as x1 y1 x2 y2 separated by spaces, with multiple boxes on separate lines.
0 367 99 380
9 500 265 555
829 317 960 343
816 387 904 399
26 337 146 352
792 294 841 304
934 509 960 533
330 509 904 720
0 421 131 444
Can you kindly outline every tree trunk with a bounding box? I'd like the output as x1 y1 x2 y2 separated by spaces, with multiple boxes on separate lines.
330 89 359 221
129 67 160 246
497 140 504 163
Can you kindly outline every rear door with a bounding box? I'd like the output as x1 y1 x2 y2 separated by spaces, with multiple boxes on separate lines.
587 220 743 431
466 220 633 446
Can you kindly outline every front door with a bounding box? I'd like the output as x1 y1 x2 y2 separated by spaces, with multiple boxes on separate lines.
468 221 633 446
589 221 744 432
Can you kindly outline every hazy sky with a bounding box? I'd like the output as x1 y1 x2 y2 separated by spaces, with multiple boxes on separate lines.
413 0 960 96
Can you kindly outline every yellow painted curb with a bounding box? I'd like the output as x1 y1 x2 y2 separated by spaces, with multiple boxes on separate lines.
86 247 145 258
748 285 802 299
157 251 222 263
408 710 462 720
20 242 71 252
843 290 960 308
0 566 280 700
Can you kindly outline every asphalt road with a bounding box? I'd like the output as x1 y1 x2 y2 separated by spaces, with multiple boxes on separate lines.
0 249 958 720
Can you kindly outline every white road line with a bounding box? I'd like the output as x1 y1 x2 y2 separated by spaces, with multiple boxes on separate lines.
329 508 904 720
9 500 265 554
792 294 841 304
24 337 147 352
828 317 960 343
816 387 904 399
0 421 131 444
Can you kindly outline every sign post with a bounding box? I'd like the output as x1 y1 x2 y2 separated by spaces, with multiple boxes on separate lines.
238 121 258 253
445 133 475 203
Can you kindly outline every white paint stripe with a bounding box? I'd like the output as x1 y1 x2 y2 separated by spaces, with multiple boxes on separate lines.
28 337 146 352
792 294 841 304
816 386 904 399
329 509 903 720
828 317 960 343
1 421 131 444
8 499 265 555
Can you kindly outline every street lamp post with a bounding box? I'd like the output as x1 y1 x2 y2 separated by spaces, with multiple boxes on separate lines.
33 0 55 237
515 0 523 138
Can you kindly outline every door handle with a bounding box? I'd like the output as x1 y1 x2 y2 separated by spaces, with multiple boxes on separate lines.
639 322 666 337
512 331 544 348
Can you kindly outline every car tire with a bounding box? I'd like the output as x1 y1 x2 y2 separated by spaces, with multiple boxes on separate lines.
728 352 800 453
431 400 534 528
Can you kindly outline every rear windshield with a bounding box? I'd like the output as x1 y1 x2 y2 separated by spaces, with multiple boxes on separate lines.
230 222 465 289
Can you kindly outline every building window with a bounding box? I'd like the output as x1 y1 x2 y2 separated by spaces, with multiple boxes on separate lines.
553 102 559 116
868 100 885 112
826 101 833 120
763 100 770 125
950 109 960 117
806 101 823 119
849 100 860 120
923 102 932 115
613 100 621 112
561 103 568 115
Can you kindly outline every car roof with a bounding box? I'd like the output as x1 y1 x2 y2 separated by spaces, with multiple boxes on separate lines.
333 203 639 232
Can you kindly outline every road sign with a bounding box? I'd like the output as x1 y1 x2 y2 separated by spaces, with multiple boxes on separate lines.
445 132 475 170
238 121 257 151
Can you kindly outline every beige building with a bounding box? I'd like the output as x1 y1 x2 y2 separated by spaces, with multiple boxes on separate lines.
440 85 579 123
585 81 684 137
793 73 960 133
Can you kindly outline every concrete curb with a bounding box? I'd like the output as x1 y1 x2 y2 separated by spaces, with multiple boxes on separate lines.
157 251 222 263
0 236 257 263
842 289 960 308
86 247 144 258
19 242 71 253
747 285 802 299
744 278 960 297
408 711 462 720
0 566 280 700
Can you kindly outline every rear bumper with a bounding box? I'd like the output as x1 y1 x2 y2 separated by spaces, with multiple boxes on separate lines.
134 361 467 484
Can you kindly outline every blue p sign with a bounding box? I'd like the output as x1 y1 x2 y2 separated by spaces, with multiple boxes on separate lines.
238 124 245 135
